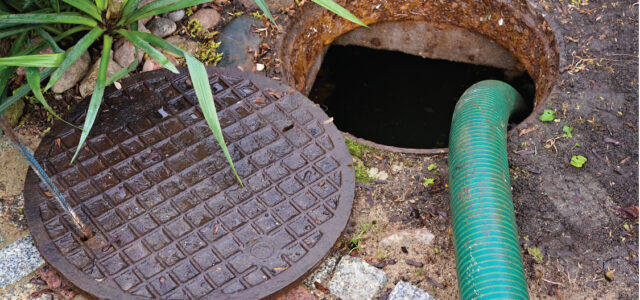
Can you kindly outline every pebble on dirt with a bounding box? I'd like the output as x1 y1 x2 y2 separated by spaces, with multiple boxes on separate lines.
217 16 262 72
166 9 185 22
188 8 221 31
79 53 122 97
51 51 90 93
329 256 388 300
388 281 436 300
146 17 177 38
113 39 143 69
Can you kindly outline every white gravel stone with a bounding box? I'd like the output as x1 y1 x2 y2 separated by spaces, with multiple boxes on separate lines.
0 235 44 289
388 281 436 300
329 256 388 300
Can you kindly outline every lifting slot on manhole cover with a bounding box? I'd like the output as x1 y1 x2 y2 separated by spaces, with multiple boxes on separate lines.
24 67 355 300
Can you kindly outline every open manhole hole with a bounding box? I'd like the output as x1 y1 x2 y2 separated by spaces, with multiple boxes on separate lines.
24 67 355 299
277 0 560 153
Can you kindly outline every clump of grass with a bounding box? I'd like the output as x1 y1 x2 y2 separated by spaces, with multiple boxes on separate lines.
347 221 375 253
196 41 223 65
345 138 377 158
353 159 371 183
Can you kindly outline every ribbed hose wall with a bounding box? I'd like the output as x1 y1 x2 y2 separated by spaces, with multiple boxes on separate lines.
448 80 529 300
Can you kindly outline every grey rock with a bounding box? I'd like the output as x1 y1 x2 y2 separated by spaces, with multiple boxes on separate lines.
166 9 185 22
79 52 122 97
329 256 388 300
188 8 220 31
165 35 199 56
147 17 177 38
237 0 292 11
51 51 90 93
114 38 143 68
388 281 436 300
304 254 339 287
217 16 262 71
138 0 155 24
0 235 45 289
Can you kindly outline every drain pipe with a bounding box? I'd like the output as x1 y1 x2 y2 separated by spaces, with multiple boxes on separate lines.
448 80 529 299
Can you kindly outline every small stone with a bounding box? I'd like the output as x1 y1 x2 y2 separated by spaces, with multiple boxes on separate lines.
166 9 185 22
388 281 436 300
237 0 293 11
0 235 45 289
142 54 181 73
113 39 143 69
51 51 90 93
2 99 24 126
147 17 177 38
367 167 389 180
188 8 221 31
165 35 199 56
381 228 435 251
79 52 122 98
137 0 155 24
217 16 262 72
329 256 388 300
304 254 339 287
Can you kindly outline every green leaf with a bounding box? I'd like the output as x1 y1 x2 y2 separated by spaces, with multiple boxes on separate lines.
122 0 209 25
35 27 63 53
62 0 102 20
94 0 106 11
253 0 277 28
45 27 104 91
538 109 555 122
0 68 55 113
51 0 60 13
0 13 98 28
120 0 142 19
423 177 435 187
126 30 183 56
0 25 41 40
25 67 76 127
184 54 242 186
570 155 587 168
106 54 137 86
427 163 437 171
71 34 112 163
562 125 573 138
0 53 65 67
311 0 365 27
117 29 178 74
527 246 543 262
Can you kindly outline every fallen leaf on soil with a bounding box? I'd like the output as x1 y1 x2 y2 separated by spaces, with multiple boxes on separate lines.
313 282 328 293
619 206 639 220
518 125 539 136
36 266 75 300
404 259 424 267
570 155 588 168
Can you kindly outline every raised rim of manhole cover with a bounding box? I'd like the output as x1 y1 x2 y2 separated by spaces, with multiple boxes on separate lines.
23 67 355 299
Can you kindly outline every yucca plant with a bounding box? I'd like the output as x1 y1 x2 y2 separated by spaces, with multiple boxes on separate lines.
0 0 363 185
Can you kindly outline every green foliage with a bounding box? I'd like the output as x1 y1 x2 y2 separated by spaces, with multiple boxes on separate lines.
423 177 435 187
196 40 223 65
345 138 376 158
353 159 370 183
347 221 374 254
0 0 241 185
562 125 573 138
538 109 555 122
570 155 587 168
427 163 437 171
254 0 365 28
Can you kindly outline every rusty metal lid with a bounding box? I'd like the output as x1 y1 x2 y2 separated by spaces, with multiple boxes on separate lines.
23 67 354 299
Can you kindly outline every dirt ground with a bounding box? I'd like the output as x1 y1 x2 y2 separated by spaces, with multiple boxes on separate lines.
0 0 637 299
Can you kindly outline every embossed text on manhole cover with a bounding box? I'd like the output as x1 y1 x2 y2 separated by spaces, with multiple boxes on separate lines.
24 67 355 299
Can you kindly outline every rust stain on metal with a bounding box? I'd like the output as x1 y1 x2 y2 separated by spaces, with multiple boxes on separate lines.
24 67 355 299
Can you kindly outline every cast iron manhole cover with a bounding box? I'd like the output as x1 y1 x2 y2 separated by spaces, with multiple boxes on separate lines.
24 67 354 299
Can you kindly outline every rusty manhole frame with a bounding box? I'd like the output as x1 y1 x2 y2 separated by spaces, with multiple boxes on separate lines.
276 0 563 154
24 67 355 299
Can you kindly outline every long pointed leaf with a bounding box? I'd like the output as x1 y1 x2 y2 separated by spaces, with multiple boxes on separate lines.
0 67 55 113
106 55 137 86
71 34 112 163
62 0 101 20
45 27 104 91
0 13 98 28
25 67 77 127
35 27 63 53
122 0 209 24
127 30 183 56
0 53 64 67
117 29 178 74
120 0 142 19
253 0 277 28
0 25 41 40
184 54 242 185
95 0 106 11
18 25 88 56
311 0 365 27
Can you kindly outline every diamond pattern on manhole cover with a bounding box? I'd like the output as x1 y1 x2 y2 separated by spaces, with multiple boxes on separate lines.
24 67 355 299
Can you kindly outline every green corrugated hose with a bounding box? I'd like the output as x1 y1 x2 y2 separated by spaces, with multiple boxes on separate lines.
448 80 529 299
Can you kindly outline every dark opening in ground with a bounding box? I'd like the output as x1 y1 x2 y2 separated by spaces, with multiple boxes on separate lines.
309 45 535 149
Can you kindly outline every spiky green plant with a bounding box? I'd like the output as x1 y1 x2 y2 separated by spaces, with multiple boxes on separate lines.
0 0 243 183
